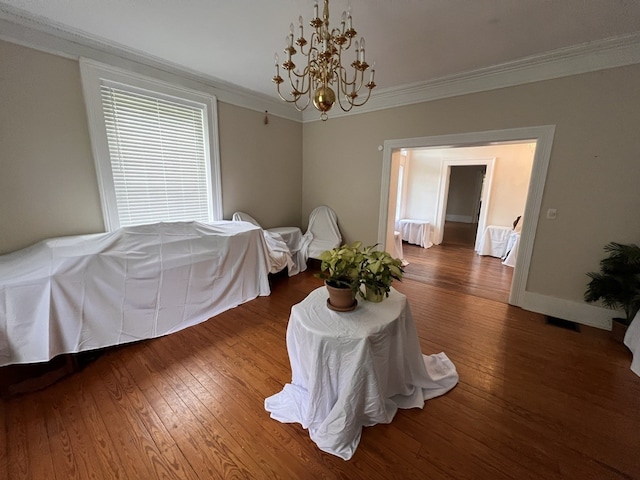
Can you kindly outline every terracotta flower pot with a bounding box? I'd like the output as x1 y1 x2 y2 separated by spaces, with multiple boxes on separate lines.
325 281 357 311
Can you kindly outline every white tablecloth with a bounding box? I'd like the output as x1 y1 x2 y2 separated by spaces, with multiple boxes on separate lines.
264 286 459 460
625 310 640 377
502 232 521 267
397 219 433 248
392 230 408 266
476 225 512 257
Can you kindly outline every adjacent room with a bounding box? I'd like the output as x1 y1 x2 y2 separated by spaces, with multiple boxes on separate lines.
2 1 640 478
389 142 535 303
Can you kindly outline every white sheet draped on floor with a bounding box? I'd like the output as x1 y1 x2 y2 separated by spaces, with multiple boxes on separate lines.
0 221 271 367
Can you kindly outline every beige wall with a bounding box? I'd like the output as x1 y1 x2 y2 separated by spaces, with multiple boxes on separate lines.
0 40 104 254
0 39 302 254
484 144 534 227
302 64 640 303
218 103 302 228
403 151 441 223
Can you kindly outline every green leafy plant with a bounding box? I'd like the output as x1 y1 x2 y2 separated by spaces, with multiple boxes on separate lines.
315 242 365 295
584 242 640 326
359 244 404 301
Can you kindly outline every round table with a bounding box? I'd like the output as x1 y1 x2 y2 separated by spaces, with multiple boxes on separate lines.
265 286 459 460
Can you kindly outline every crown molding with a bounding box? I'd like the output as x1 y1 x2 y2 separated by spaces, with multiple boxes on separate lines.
302 31 640 123
0 4 302 122
2 4 639 126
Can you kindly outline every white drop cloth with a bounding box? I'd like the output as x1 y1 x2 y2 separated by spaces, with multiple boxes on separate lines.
396 219 433 249
267 226 308 276
393 230 408 266
231 212 302 276
304 206 341 260
0 221 271 367
265 287 458 460
502 232 521 267
625 310 640 377
476 225 512 257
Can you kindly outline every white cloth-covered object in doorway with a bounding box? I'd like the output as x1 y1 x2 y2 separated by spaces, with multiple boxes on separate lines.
476 225 512 257
393 230 408 266
304 206 342 259
502 232 521 267
0 221 271 367
396 219 433 249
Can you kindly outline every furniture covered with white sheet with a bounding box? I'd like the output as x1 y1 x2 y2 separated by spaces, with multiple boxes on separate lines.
0 221 271 367
396 219 433 248
267 226 308 275
476 225 512 257
502 232 521 267
264 286 459 460
231 211 301 275
304 206 342 260
392 230 408 266
625 310 640 377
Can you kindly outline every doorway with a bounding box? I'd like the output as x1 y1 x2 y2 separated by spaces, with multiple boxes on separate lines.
378 126 555 307
442 164 486 247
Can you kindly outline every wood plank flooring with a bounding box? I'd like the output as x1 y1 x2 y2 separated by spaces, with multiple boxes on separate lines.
2 268 639 479
403 242 514 304
441 221 478 247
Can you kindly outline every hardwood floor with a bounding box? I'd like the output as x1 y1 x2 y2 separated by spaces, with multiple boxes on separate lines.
441 221 478 247
2 269 639 479
403 242 514 304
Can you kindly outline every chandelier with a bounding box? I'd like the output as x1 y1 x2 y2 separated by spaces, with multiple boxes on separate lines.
272 0 376 121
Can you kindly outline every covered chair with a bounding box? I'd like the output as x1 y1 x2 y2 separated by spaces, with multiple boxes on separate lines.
303 206 342 260
231 211 260 227
232 212 305 275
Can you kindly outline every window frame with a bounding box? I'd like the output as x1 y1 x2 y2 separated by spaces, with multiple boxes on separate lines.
80 58 223 230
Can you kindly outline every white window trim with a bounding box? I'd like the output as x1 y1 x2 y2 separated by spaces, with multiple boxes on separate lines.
80 58 223 230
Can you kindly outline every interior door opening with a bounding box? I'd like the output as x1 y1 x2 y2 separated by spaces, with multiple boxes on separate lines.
378 126 555 307
442 165 487 248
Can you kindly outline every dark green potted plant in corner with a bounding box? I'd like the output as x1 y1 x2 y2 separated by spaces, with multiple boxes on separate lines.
584 242 640 342
359 244 404 302
316 242 365 311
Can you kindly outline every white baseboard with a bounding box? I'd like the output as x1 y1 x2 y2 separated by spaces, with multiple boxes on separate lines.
445 214 474 223
520 291 615 330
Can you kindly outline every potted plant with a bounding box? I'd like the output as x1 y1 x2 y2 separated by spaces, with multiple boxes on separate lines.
584 242 640 341
316 242 365 311
359 244 404 302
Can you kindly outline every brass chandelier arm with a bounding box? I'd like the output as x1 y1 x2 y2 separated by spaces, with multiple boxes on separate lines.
274 84 313 112
336 84 374 112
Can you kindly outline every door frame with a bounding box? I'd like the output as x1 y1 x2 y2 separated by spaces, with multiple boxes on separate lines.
377 125 555 307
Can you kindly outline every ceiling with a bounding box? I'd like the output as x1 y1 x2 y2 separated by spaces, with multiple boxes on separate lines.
2 0 640 102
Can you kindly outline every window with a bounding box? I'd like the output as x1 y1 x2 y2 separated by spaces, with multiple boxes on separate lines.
81 59 222 230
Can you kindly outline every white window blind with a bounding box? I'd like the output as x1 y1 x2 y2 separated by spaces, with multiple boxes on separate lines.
100 84 213 227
